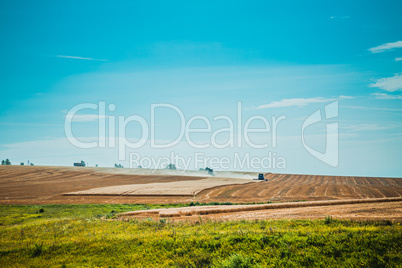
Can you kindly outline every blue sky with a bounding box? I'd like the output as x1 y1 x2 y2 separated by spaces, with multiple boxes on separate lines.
0 0 401 176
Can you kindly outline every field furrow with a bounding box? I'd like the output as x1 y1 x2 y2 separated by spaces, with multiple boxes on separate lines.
0 166 401 205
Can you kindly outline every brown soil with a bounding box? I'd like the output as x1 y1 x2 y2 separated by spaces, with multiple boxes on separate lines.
196 173 402 203
0 166 401 208
0 166 207 204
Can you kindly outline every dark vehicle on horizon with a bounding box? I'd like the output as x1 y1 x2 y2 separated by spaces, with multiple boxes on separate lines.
254 173 267 181
73 161 86 167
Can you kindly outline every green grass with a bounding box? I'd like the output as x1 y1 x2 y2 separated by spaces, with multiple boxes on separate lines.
0 204 184 226
0 204 401 267
0 202 273 225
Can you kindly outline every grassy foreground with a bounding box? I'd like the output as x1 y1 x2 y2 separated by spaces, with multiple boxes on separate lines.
0 204 401 267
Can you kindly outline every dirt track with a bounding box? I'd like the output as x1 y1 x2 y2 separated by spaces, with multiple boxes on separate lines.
0 166 401 207
118 198 402 222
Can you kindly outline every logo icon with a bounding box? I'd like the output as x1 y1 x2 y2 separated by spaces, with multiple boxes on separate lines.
302 101 338 167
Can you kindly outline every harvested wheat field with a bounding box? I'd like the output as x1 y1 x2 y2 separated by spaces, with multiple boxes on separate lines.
118 198 402 222
0 166 401 207
65 178 253 196
0 165 255 204
196 173 402 203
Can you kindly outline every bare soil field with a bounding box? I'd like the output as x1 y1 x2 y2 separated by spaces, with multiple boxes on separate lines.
0 166 401 208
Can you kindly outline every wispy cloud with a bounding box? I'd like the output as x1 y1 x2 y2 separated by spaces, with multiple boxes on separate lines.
56 55 108 61
255 96 353 109
396 58 402 61
368 41 402 53
371 93 402 100
338 95 354 99
343 123 392 132
370 73 402 92
65 114 108 122
343 106 402 112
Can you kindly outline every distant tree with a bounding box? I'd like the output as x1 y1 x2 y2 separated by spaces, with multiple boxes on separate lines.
114 163 124 168
95 164 98 167
20 162 24 165
80 160 86 167
138 165 142 168
5 159 11 165
30 163 34 166
166 163 176 170
1 160 4 165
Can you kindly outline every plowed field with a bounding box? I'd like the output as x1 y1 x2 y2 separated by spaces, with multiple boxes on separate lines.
197 173 402 203
0 166 401 207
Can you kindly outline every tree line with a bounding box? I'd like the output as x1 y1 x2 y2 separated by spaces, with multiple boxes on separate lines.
1 159 34 166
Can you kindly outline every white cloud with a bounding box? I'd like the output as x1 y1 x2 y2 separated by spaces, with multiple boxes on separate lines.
344 106 402 112
342 124 391 132
396 58 402 61
371 93 402 100
338 95 354 99
56 55 108 61
370 73 402 92
65 114 109 122
256 97 332 109
368 41 402 53
255 96 353 109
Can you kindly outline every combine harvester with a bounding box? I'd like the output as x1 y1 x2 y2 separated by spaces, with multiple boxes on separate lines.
254 173 268 181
